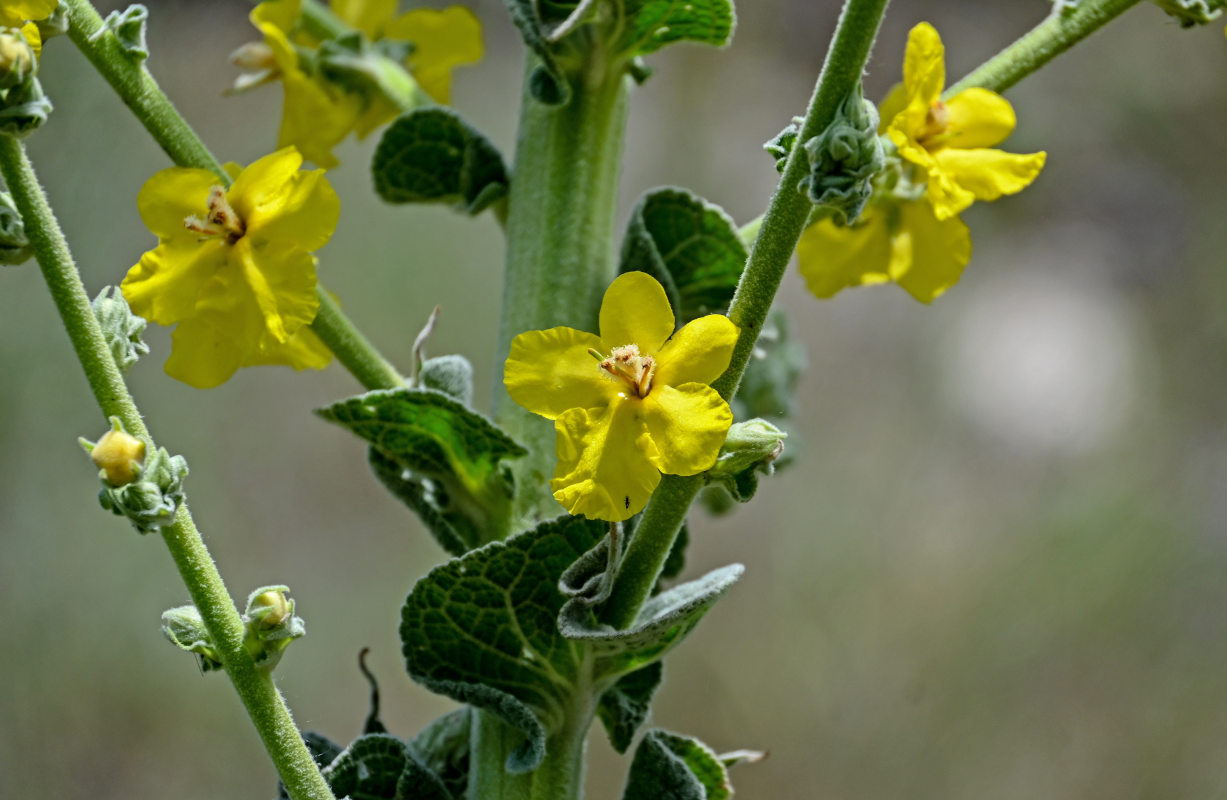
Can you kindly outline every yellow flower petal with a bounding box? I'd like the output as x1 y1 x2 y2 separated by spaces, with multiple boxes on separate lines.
902 22 944 109
122 239 230 326
252 0 302 37
0 0 56 26
932 147 1047 204
504 327 611 420
21 22 40 59
246 325 333 371
331 0 396 39
642 384 732 476
599 271 675 352
240 162 340 251
227 146 303 221
943 88 1016 149
163 316 247 389
232 237 321 343
796 208 893 299
887 201 971 303
551 401 661 521
385 6 484 104
277 71 361 169
654 314 738 387
352 94 401 140
136 167 220 240
877 82 907 133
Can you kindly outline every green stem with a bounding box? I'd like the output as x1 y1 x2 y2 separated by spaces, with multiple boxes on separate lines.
946 0 1145 96
468 712 532 800
602 0 892 630
0 135 335 800
311 287 406 390
62 0 226 181
528 698 593 800
493 52 631 528
64 0 406 389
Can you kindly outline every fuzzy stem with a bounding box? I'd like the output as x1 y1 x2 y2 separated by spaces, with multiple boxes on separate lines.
602 0 892 630
63 0 406 389
493 52 631 528
946 0 1145 96
0 135 336 800
312 287 406 390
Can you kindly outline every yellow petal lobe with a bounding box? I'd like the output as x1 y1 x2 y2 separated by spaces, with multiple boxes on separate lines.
122 239 230 326
654 314 738 388
796 208 893 299
888 201 971 303
504 327 611 420
136 167 220 240
642 384 732 476
943 88 1016 149
599 271 674 352
932 148 1047 204
902 22 944 108
331 0 396 38
551 401 661 522
386 6 484 104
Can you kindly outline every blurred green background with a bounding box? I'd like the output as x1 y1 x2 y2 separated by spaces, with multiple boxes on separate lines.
2 1 1226 797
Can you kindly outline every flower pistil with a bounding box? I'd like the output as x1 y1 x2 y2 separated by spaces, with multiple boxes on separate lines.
183 186 246 244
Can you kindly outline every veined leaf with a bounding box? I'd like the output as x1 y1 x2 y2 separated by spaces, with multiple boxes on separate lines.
620 187 748 322
597 661 664 753
373 108 509 215
622 729 733 800
321 733 453 800
617 0 735 56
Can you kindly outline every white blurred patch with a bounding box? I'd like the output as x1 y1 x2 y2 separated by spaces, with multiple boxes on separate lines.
940 241 1145 456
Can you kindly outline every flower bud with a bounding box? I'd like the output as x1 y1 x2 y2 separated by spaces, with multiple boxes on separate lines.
161 605 223 672
243 584 306 671
92 286 150 371
800 83 886 225
0 190 30 265
1150 0 1223 27
83 419 146 486
0 28 36 90
248 588 292 630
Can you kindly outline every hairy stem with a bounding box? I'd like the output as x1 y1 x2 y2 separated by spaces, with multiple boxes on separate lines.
493 52 631 528
602 0 892 630
0 135 336 800
946 0 1145 96
63 0 406 389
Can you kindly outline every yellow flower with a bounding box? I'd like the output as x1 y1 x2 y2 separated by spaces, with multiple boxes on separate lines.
0 0 55 28
504 272 739 522
797 197 971 303
880 22 1046 220
122 147 339 388
244 0 482 168
331 0 483 104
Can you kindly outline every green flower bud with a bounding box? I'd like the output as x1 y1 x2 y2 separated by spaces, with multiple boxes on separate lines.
800 83 886 225
701 419 788 509
1150 0 1223 26
419 354 474 405
161 605 223 672
91 286 149 371
92 4 148 59
243 584 305 671
0 190 31 265
0 75 52 138
81 417 146 486
764 116 803 173
0 28 36 90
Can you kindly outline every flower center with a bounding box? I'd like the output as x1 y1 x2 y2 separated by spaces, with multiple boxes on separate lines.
184 186 246 244
917 100 950 146
590 344 656 398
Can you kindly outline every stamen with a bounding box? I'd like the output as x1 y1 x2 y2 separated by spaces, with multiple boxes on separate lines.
918 100 950 144
183 186 246 244
594 343 656 398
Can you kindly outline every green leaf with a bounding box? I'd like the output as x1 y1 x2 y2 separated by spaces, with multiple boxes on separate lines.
400 515 607 772
620 188 748 322
408 709 471 800
623 729 733 800
373 108 509 215
597 661 664 753
97 4 150 60
558 563 743 677
616 0 736 56
660 522 689 582
321 733 453 800
317 389 526 554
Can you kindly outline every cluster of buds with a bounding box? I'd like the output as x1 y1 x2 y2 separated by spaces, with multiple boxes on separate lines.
160 586 305 674
80 418 188 534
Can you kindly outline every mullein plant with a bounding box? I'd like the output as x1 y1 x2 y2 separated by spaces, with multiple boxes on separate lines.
1 0 1224 797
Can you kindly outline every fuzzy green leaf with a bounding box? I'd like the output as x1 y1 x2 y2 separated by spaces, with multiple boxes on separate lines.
499 0 575 104
559 563 743 677
620 188 748 322
400 515 607 772
373 108 509 215
622 730 732 800
408 709 470 800
597 661 664 753
318 389 526 554
321 733 452 800
617 0 736 56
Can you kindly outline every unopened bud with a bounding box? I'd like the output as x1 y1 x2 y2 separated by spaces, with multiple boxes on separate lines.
161 605 223 672
0 28 36 90
243 585 305 671
248 588 291 630
82 419 146 486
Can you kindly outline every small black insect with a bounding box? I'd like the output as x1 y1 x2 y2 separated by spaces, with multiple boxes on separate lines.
624 496 630 509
